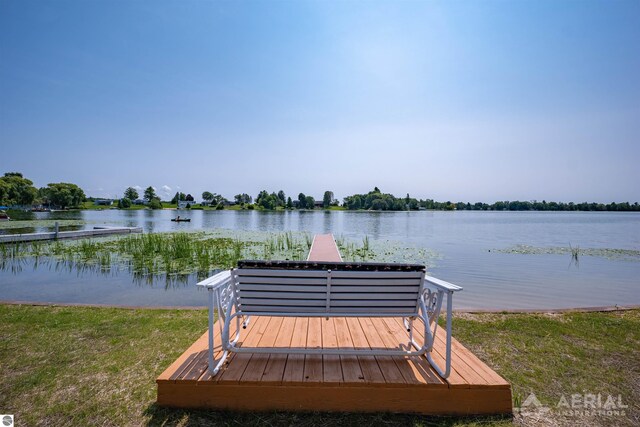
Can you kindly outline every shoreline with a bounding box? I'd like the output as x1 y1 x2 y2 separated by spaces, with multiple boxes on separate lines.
2 299 638 314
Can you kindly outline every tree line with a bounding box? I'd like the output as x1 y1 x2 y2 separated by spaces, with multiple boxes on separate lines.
2 172 638 212
342 187 640 212
0 172 85 209
431 200 640 212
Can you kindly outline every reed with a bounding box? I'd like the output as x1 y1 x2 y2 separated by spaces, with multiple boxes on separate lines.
569 243 580 266
304 233 313 249
0 231 388 277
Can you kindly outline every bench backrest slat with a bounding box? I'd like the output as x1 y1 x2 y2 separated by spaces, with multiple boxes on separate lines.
234 268 424 316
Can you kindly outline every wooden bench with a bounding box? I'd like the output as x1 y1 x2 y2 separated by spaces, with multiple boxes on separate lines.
197 260 462 379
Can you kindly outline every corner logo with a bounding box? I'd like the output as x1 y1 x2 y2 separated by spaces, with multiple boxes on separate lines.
1 415 14 427
515 393 628 418
517 393 550 414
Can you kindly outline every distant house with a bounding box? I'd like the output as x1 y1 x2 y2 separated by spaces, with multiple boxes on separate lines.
94 199 113 206
133 199 146 205
178 200 197 209
314 200 324 209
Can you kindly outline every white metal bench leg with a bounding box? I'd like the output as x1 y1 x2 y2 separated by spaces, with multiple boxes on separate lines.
207 288 233 376
426 291 453 379
403 317 415 346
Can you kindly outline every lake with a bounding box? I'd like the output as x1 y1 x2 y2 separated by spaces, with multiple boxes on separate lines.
1 209 639 310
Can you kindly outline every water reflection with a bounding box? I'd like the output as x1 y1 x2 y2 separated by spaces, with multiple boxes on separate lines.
1 210 639 309
0 256 206 289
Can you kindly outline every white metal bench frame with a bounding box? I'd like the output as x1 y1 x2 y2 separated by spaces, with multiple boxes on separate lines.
197 267 462 379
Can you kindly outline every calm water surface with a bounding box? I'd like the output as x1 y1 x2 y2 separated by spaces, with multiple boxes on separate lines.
1 210 638 310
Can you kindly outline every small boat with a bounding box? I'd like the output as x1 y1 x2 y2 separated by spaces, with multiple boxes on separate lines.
171 217 191 222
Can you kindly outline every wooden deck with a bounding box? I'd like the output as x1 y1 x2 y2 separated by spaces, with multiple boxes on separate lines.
156 234 512 415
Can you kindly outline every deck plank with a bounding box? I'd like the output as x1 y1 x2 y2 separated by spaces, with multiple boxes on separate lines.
261 317 296 384
197 312 259 383
163 316 234 383
369 317 425 386
382 317 446 386
433 332 507 388
218 316 271 383
399 317 471 388
448 338 510 387
178 317 242 383
358 317 407 384
344 317 386 384
334 317 365 383
321 318 343 384
429 330 490 387
282 317 308 384
241 316 284 383
303 317 324 384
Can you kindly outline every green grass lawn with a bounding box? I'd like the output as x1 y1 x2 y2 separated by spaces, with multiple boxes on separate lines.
0 305 637 426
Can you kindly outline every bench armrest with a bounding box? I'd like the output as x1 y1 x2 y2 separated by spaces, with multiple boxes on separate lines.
424 275 463 292
197 270 232 290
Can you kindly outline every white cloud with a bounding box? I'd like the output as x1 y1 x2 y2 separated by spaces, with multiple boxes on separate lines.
159 185 173 199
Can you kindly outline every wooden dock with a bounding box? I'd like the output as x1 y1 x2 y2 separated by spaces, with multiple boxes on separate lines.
156 234 512 415
0 226 142 243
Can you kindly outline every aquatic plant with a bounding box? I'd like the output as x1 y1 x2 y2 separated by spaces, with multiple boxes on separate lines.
304 233 313 250
0 230 320 277
0 229 441 278
496 245 640 262
569 243 580 266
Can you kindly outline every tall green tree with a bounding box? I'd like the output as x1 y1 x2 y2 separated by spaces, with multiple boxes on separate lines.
297 193 306 209
170 192 186 204
44 183 86 209
286 196 293 209
305 196 315 209
0 180 10 204
277 190 286 206
148 198 163 209
124 187 138 201
323 191 334 208
202 191 214 204
144 186 157 202
0 172 37 206
256 190 278 209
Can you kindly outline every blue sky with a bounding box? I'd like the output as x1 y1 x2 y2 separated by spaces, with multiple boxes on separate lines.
1 0 638 203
